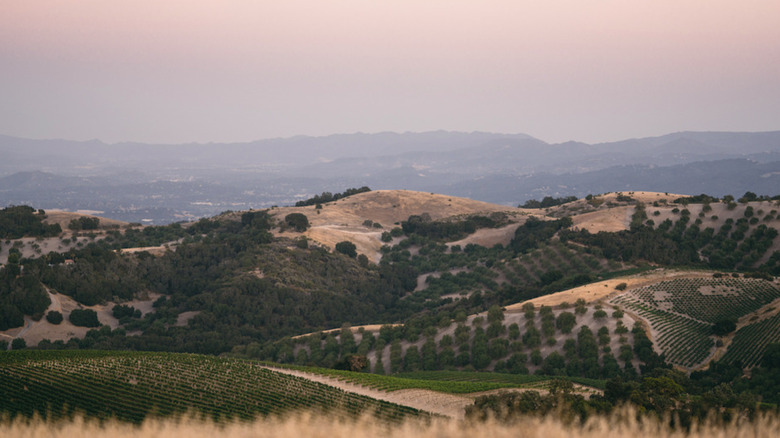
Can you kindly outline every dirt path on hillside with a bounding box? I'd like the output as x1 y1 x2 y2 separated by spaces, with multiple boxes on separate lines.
260 366 473 419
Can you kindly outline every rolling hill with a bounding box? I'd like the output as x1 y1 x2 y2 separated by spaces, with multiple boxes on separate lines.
2 188 780 426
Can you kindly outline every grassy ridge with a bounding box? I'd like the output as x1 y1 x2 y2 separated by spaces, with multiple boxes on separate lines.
0 351 423 423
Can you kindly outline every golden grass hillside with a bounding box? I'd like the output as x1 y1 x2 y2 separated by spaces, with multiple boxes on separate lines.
269 190 533 261
556 191 687 233
42 210 129 230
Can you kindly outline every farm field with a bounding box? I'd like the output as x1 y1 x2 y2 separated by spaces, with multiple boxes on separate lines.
611 277 780 368
0 351 423 423
720 312 780 368
264 364 605 393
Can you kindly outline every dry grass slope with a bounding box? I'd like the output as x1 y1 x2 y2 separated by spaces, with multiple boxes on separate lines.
42 210 129 230
270 190 530 261
3 411 780 438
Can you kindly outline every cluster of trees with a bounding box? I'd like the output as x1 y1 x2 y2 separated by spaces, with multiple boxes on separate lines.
467 369 760 427
69 309 100 327
0 251 50 330
257 304 661 384
465 337 780 427
673 194 720 204
401 213 507 241
520 196 578 209
6 209 413 354
294 187 371 207
561 201 780 273
67 216 100 231
0 206 61 239
510 216 573 253
375 215 614 321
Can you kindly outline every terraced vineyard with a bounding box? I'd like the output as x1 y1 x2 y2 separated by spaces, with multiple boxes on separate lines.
0 351 423 423
720 312 780 368
611 277 780 368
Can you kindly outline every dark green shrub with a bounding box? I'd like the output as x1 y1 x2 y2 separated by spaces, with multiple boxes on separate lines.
335 241 357 258
69 309 100 327
46 310 63 325
284 213 310 232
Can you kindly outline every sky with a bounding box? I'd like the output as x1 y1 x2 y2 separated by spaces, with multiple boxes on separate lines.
1 1 779 145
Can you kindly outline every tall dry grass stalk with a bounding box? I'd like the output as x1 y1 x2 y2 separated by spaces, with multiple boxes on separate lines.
2 410 779 438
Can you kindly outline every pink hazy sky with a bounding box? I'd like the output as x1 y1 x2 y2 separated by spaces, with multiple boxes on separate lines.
1 1 779 144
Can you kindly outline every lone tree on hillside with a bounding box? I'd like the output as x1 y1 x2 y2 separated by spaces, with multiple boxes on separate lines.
335 241 357 258
284 213 310 232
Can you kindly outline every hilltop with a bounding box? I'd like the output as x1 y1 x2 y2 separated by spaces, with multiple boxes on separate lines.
0 207 131 265
270 190 534 262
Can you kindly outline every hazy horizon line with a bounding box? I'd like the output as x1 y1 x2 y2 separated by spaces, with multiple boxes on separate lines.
3 128 780 148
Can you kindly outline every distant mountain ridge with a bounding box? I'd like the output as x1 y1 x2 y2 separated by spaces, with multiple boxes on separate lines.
1 130 778 223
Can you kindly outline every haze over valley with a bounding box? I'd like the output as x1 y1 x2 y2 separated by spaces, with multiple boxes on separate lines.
2 130 779 223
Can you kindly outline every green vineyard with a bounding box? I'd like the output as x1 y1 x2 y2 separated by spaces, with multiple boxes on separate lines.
630 278 780 324
720 312 780 368
395 370 607 390
611 278 780 368
0 351 423 423
265 365 606 393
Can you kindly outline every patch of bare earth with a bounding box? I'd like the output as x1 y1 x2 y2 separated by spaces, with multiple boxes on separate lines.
261 366 472 419
175 311 201 327
119 246 171 256
570 206 634 233
446 223 523 249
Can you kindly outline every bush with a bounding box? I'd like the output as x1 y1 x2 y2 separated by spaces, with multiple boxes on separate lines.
712 319 737 336
335 241 357 258
555 312 577 334
284 213 310 232
112 304 141 320
11 338 26 350
615 282 628 291
46 310 63 325
69 309 100 327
